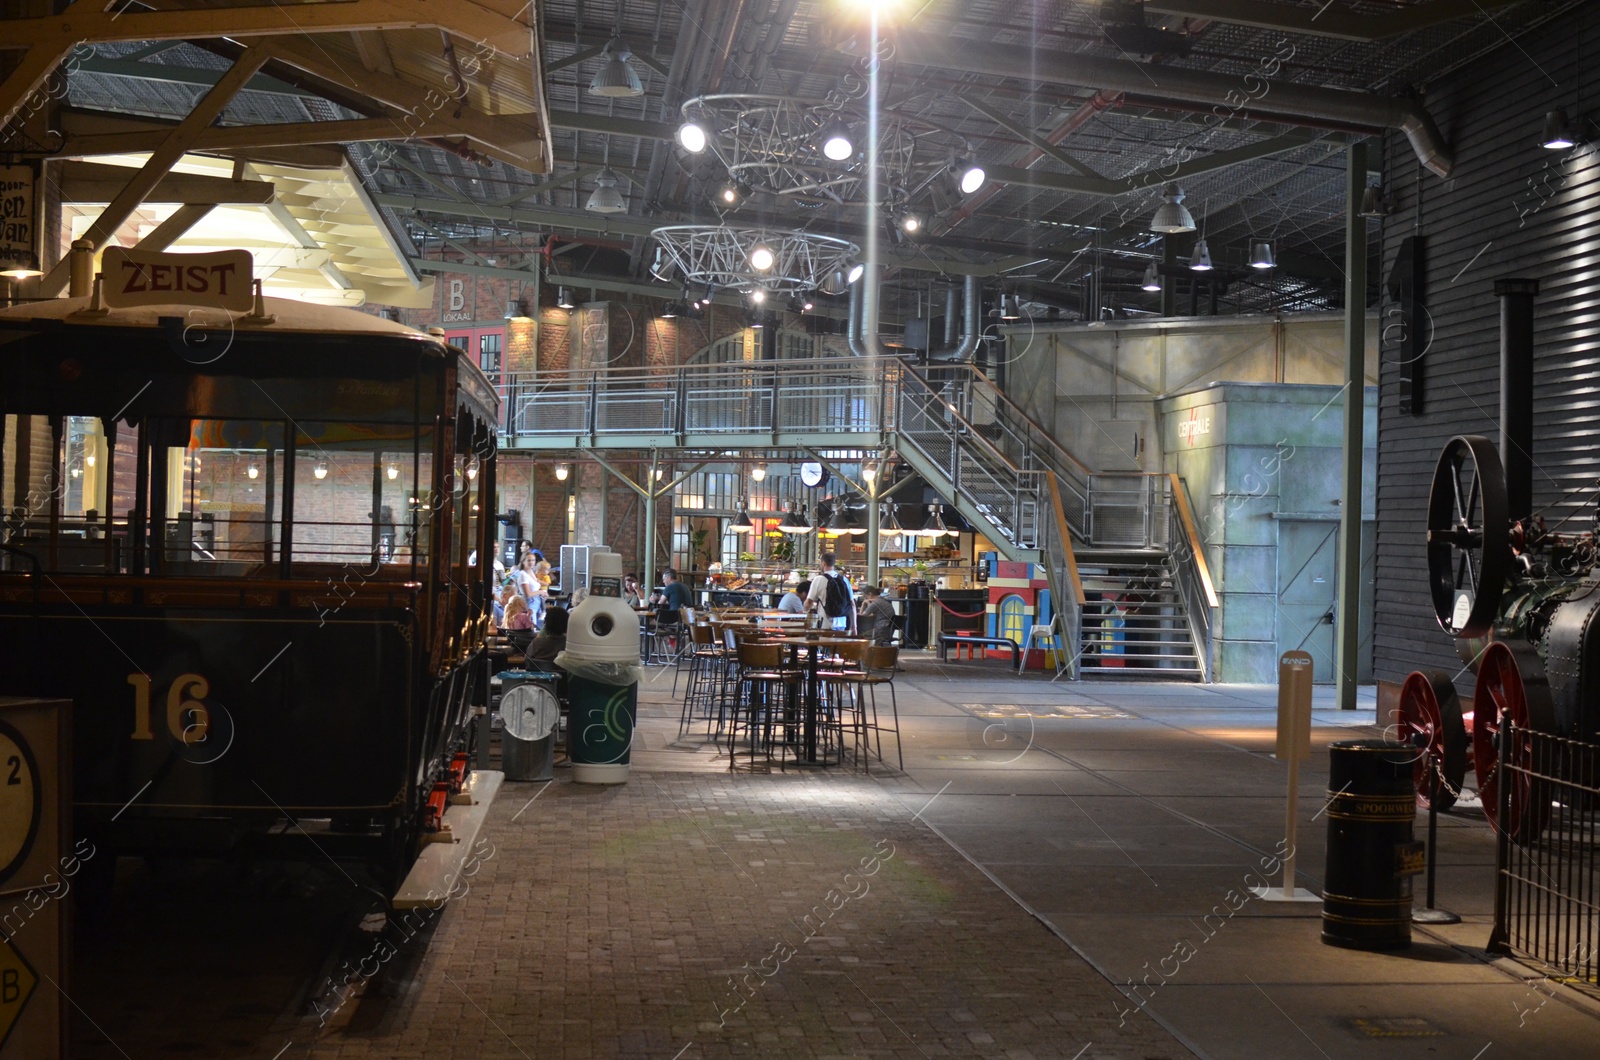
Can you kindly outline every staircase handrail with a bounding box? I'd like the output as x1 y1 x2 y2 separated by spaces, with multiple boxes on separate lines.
936 363 1094 477
1043 470 1086 679
1165 473 1218 680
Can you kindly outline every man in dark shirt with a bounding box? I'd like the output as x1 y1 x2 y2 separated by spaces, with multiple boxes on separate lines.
652 568 693 614
857 584 898 645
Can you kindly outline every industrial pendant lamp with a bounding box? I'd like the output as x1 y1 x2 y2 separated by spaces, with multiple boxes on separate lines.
878 502 902 534
556 287 575 309
585 167 628 214
1189 238 1214 272
779 503 812 533
920 504 952 538
1248 240 1275 270
589 35 643 98
729 501 755 533
1141 262 1163 292
818 118 855 161
1150 184 1196 234
1542 108 1576 149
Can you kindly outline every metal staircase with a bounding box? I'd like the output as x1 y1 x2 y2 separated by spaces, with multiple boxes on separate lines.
495 352 1217 680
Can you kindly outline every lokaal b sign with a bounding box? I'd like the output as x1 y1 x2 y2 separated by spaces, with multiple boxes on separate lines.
101 247 254 312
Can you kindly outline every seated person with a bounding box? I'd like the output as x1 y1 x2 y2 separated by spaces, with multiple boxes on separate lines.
857 584 898 645
623 573 643 610
525 606 569 673
649 568 693 622
502 593 534 651
778 580 809 614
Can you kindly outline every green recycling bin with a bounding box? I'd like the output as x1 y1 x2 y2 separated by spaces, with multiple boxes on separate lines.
558 552 643 784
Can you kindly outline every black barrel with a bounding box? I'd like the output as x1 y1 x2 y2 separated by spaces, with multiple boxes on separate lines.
1322 740 1419 950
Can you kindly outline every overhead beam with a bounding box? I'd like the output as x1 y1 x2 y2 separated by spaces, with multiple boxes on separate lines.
132 203 216 253
959 96 1105 179
72 55 318 99
1144 0 1520 42
1120 131 1321 184
56 161 275 205
264 37 548 173
856 31 1453 176
63 116 481 158
247 163 357 293
41 45 275 296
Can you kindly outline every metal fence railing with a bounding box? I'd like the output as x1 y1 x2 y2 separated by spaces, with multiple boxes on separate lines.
1489 725 1600 996
1164 475 1218 680
499 357 895 441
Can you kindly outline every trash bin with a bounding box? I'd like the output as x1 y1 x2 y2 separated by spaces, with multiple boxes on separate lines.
557 551 643 785
496 670 560 782
1322 740 1422 951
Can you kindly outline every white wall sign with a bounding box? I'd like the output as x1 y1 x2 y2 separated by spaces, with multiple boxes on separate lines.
101 247 253 311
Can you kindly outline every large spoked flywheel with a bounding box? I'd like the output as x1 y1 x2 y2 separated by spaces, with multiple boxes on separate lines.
1396 670 1469 811
1428 435 1510 639
1471 642 1553 841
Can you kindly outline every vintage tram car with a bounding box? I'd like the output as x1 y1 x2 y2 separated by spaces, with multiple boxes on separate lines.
0 293 497 892
1398 280 1600 840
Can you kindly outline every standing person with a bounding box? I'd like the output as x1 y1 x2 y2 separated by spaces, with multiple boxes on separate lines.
513 552 548 629
857 584 897 645
806 552 856 634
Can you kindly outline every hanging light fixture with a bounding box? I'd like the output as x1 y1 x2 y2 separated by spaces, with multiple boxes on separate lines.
900 211 922 235
729 501 755 533
1000 293 1022 321
1359 186 1393 218
921 504 952 538
466 456 479 481
1189 239 1214 272
716 180 750 207
589 35 643 98
0 249 42 279
247 463 259 480
825 499 852 536
779 503 812 533
385 462 399 481
676 121 708 153
660 301 682 319
818 117 854 160
748 288 767 305
847 263 865 284
314 461 329 480
751 461 768 482
585 167 628 214
85 451 96 468
555 462 571 481
1141 262 1163 292
954 157 986 194
1541 108 1576 149
862 459 879 484
749 243 775 271
556 287 575 309
1248 240 1275 270
878 502 902 534
1150 183 1197 234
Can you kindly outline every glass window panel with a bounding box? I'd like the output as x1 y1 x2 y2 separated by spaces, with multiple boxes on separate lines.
161 420 285 575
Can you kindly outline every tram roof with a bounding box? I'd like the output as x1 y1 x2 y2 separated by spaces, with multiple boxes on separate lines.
0 295 445 349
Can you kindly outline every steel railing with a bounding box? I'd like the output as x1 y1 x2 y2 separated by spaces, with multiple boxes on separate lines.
498 357 896 440
1490 724 1600 998
1164 474 1218 680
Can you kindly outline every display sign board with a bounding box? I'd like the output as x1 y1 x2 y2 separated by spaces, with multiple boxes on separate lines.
1276 650 1313 761
0 164 38 275
101 247 253 311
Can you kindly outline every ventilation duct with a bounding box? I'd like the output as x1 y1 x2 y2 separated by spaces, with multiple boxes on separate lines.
928 274 982 363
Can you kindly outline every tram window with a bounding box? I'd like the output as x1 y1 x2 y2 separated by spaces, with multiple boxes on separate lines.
161 420 285 576
479 333 502 379
288 426 434 571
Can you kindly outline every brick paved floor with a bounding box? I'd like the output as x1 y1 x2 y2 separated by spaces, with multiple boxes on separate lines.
284 770 1188 1059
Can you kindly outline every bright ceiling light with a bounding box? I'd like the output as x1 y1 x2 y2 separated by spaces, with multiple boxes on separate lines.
862 459 879 483
749 244 775 271
900 212 921 234
555 462 571 481
247 463 259 480
313 461 329 480
751 461 768 482
386 463 399 480
1189 238 1214 272
589 36 643 98
819 118 854 160
1141 262 1162 292
677 121 708 153
585 167 627 214
1542 109 1576 149
750 288 766 304
847 263 864 284
729 503 755 533
957 160 986 194
1249 240 1275 270
999 293 1022 320
1150 183 1197 234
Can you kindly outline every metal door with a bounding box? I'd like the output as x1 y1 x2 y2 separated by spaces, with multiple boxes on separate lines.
1276 519 1338 681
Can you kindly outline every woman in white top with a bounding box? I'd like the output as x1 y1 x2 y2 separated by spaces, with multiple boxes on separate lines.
513 552 548 627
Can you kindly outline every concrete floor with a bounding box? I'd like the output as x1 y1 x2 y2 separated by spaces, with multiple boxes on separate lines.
68 654 1600 1058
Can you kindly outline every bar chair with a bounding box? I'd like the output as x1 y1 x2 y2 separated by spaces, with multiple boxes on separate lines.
727 641 800 773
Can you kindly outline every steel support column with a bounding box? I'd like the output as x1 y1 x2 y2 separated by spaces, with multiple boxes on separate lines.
1335 142 1367 711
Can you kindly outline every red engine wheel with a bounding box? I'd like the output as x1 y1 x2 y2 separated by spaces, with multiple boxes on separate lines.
1396 670 1469 811
1471 643 1554 841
